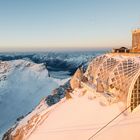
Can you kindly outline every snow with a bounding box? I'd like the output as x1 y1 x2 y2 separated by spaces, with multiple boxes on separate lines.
53 77 70 86
0 51 105 139
25 88 140 140
2 51 140 140
0 60 64 137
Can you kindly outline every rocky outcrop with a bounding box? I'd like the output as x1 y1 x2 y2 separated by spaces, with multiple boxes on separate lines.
70 68 83 89
46 80 70 106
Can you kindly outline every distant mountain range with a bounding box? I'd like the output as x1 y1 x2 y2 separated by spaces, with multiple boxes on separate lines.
0 50 105 139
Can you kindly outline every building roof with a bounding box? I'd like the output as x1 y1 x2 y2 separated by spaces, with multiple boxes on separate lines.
114 47 129 50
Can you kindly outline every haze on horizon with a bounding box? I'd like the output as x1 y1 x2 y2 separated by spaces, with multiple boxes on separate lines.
0 0 140 51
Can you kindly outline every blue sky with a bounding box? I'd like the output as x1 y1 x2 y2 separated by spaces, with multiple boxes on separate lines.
0 0 140 51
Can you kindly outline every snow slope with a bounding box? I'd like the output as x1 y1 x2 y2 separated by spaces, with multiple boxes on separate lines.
27 89 140 140
8 87 140 140
0 60 61 138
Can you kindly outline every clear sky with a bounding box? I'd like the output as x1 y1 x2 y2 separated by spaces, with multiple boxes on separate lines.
0 0 140 51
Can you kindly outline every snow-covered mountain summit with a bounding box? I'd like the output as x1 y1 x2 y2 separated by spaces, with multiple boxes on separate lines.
0 51 106 139
0 60 60 138
3 53 140 140
3 85 140 140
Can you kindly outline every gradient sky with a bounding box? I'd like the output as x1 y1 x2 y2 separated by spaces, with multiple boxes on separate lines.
0 0 140 51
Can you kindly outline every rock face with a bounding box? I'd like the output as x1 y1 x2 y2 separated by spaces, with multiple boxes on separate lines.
70 68 83 89
45 80 70 106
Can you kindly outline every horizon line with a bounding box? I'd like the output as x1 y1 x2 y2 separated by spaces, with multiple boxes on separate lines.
0 46 131 53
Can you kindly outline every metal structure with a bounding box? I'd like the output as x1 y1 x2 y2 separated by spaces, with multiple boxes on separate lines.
86 54 140 111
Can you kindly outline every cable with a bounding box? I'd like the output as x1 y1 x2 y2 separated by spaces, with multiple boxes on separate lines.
88 105 131 140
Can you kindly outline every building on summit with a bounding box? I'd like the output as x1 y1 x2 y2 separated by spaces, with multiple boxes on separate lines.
112 47 130 53
85 29 140 112
132 29 140 52
113 29 140 53
71 29 140 112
